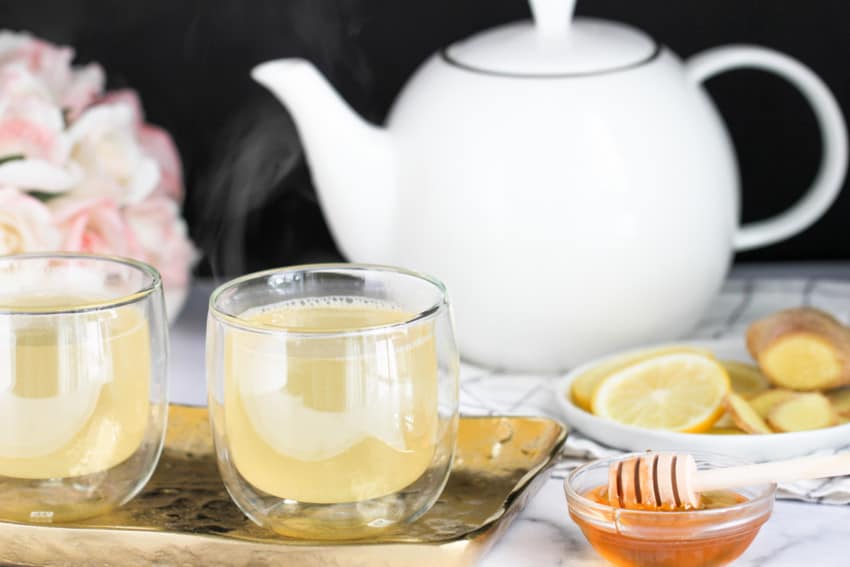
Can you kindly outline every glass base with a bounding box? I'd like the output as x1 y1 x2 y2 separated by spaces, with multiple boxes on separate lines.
221 458 453 540
0 449 154 524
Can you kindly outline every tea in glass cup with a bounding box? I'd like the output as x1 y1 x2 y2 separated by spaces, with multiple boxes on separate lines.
207 264 459 539
0 254 168 523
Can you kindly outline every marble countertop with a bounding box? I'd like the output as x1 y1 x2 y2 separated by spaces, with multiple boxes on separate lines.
170 264 850 566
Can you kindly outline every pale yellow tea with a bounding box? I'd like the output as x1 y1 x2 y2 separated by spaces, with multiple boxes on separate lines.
0 295 150 479
224 297 439 504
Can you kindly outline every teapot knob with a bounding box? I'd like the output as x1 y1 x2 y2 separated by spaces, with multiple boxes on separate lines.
529 0 576 39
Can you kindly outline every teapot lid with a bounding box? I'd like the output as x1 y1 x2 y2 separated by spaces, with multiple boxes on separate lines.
444 0 657 77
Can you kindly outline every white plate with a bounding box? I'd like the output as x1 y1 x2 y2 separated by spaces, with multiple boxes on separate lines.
554 338 850 461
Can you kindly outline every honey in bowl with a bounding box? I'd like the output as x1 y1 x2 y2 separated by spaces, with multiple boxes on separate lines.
575 487 757 567
564 453 775 567
586 485 746 511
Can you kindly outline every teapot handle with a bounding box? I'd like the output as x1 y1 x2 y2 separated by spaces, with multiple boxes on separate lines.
685 46 848 251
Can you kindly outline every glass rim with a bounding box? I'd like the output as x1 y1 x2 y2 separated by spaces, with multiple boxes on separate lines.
564 450 776 521
209 263 449 338
0 252 162 315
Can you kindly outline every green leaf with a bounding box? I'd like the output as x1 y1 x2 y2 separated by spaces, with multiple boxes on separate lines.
28 191 60 203
0 154 24 166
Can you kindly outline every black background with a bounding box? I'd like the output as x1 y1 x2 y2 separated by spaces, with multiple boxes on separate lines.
1 0 848 276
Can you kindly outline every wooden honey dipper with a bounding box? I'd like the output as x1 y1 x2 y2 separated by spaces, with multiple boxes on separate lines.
608 452 850 510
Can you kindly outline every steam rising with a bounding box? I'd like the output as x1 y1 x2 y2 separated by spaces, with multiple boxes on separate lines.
186 2 381 281
192 97 305 279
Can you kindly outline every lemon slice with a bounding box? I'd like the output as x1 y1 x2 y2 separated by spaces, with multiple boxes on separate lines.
591 353 730 432
570 345 713 411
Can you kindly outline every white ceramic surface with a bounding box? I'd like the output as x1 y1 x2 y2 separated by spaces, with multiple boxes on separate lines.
555 341 850 461
251 0 848 372
446 2 654 75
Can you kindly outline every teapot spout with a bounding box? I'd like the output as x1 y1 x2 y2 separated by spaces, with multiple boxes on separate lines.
252 59 395 263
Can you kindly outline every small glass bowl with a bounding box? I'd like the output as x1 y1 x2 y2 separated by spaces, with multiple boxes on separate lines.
564 452 775 567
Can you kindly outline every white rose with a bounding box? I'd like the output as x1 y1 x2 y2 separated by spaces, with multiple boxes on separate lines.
66 103 160 205
0 187 60 254
0 159 77 193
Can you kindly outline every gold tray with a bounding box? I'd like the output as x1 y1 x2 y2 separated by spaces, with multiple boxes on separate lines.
0 405 567 567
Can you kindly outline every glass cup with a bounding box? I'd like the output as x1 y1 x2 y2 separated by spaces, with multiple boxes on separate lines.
0 253 168 523
207 264 459 539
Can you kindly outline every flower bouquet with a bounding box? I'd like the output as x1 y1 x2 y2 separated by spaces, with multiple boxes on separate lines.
0 31 195 319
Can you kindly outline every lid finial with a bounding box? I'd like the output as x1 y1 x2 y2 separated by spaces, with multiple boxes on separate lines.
529 0 576 40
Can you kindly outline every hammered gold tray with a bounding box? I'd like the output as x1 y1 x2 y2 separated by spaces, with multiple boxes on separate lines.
0 405 567 567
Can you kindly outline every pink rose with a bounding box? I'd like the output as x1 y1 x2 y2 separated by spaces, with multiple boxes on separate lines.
0 66 78 193
60 64 105 121
0 114 63 163
0 31 104 117
0 64 68 164
139 125 183 202
98 89 144 124
0 186 60 254
50 196 142 258
99 89 183 201
125 196 195 289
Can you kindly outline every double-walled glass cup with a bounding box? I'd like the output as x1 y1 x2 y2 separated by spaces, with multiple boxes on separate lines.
0 254 168 523
207 264 459 539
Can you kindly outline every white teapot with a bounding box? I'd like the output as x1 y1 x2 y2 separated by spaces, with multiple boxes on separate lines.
252 0 847 371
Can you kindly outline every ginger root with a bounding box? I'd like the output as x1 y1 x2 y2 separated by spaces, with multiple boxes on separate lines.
746 308 850 391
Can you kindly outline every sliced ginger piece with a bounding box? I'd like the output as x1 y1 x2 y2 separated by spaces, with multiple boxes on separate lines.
749 389 799 419
827 388 850 417
722 360 771 398
747 308 850 391
570 345 712 411
767 393 836 432
712 411 736 428
725 393 772 434
704 410 746 434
